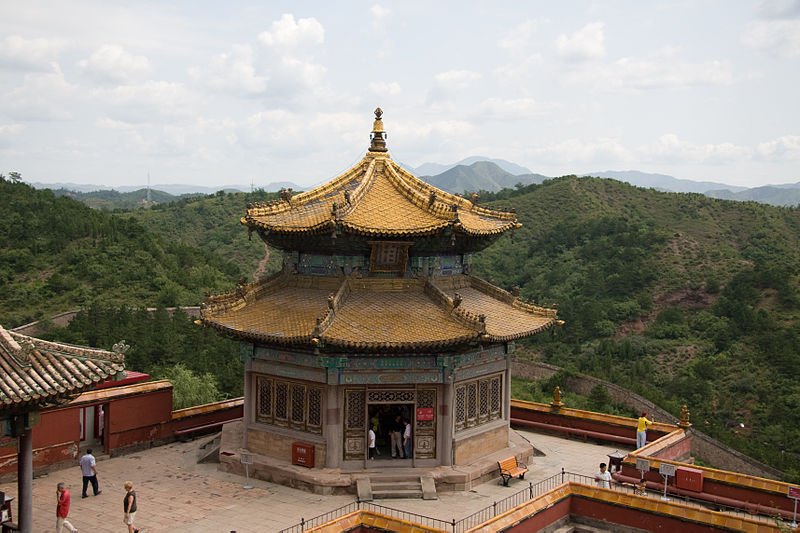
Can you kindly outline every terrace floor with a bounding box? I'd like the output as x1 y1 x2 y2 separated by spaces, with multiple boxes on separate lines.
1 429 630 532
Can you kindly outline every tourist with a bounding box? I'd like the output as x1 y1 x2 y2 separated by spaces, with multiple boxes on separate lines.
79 449 101 498
595 463 612 489
56 482 78 533
636 412 654 448
123 481 139 533
368 427 376 460
391 415 405 458
403 418 412 459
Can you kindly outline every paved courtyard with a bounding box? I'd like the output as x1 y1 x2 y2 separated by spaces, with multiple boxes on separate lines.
1 429 629 532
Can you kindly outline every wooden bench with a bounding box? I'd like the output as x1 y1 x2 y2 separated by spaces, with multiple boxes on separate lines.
498 456 528 486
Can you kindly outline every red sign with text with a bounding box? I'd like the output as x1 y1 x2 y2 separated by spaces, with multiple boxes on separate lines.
416 407 434 421
789 486 800 499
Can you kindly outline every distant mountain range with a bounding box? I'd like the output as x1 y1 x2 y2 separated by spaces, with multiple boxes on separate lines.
408 156 533 177
30 181 303 195
28 157 800 207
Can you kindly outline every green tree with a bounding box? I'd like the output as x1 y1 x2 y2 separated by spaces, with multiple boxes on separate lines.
156 364 221 410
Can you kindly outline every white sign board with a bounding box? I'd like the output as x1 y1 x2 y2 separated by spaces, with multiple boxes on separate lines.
658 463 676 477
635 458 651 474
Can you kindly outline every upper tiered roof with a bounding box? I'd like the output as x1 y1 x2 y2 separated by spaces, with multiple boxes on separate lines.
241 108 520 249
0 326 126 411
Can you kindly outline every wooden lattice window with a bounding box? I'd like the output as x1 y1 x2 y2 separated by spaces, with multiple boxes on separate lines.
368 241 413 273
455 386 466 432
454 373 504 433
254 375 322 435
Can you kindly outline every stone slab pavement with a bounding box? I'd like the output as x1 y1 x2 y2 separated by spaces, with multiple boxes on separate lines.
1 429 630 532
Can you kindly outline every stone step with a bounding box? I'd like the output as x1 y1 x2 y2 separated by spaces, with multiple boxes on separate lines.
357 475 437 500
371 488 424 499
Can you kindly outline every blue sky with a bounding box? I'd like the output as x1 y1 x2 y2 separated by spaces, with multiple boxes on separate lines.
1 1 798 188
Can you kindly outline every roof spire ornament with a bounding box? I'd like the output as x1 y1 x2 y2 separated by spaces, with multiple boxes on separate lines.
369 107 388 152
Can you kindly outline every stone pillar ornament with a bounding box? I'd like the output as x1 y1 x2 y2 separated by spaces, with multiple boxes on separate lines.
678 404 692 428
551 385 564 409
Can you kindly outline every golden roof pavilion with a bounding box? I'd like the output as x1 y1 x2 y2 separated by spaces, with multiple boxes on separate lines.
200 108 558 353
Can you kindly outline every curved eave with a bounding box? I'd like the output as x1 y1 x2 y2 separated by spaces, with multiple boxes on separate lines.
202 319 314 346
339 220 450 237
484 318 559 343
320 333 481 352
242 216 335 235
454 221 520 237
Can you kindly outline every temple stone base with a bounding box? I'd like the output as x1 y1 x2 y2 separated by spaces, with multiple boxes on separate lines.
217 420 533 495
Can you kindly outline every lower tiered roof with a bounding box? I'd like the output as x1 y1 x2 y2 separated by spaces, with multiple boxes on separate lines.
199 272 559 352
0 326 126 411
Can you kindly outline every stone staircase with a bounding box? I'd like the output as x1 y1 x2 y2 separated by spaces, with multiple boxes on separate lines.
196 432 222 464
356 474 438 501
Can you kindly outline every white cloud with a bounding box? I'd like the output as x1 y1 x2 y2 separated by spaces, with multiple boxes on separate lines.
370 4 391 21
99 81 198 123
0 123 23 147
190 45 268 96
742 19 800 57
251 14 329 101
756 135 800 160
426 70 481 108
556 22 606 61
0 67 78 120
368 81 401 95
0 35 60 72
236 110 363 155
564 56 734 91
527 137 631 165
498 19 539 50
756 0 800 20
478 98 554 120
641 134 752 165
258 14 324 49
78 44 151 83
434 70 481 88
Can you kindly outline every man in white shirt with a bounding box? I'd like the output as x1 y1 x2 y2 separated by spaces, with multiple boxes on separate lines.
595 462 612 489
402 418 412 459
79 449 101 498
368 428 376 460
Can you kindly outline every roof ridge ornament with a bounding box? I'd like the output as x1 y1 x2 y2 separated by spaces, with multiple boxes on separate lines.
369 107 388 152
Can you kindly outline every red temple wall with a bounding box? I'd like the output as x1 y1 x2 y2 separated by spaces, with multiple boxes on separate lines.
504 497 570 532
570 497 727 532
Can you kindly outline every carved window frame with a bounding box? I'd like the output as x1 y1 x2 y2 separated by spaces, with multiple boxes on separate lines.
254 375 323 435
368 241 413 273
454 373 503 433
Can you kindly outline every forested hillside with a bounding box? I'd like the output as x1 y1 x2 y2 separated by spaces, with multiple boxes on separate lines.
0 175 245 326
474 176 800 479
4 171 799 478
125 189 280 281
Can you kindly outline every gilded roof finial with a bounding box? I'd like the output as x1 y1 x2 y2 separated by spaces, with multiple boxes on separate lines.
678 404 692 428
369 107 388 152
551 385 564 409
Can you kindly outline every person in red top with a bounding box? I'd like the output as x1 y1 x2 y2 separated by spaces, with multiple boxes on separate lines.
56 482 78 533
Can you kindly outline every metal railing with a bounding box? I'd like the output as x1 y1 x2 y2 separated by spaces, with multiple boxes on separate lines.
277 500 452 533
279 469 784 532
452 469 592 532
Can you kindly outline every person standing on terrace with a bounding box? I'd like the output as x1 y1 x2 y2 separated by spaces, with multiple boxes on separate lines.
636 412 653 448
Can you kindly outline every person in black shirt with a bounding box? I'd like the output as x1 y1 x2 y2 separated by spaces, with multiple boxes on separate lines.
123 481 138 533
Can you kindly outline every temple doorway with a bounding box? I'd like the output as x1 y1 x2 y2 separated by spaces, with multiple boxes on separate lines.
368 403 413 460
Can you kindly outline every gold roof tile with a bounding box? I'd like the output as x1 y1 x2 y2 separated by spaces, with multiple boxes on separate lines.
201 274 558 351
241 110 519 239
202 275 339 344
321 279 477 349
